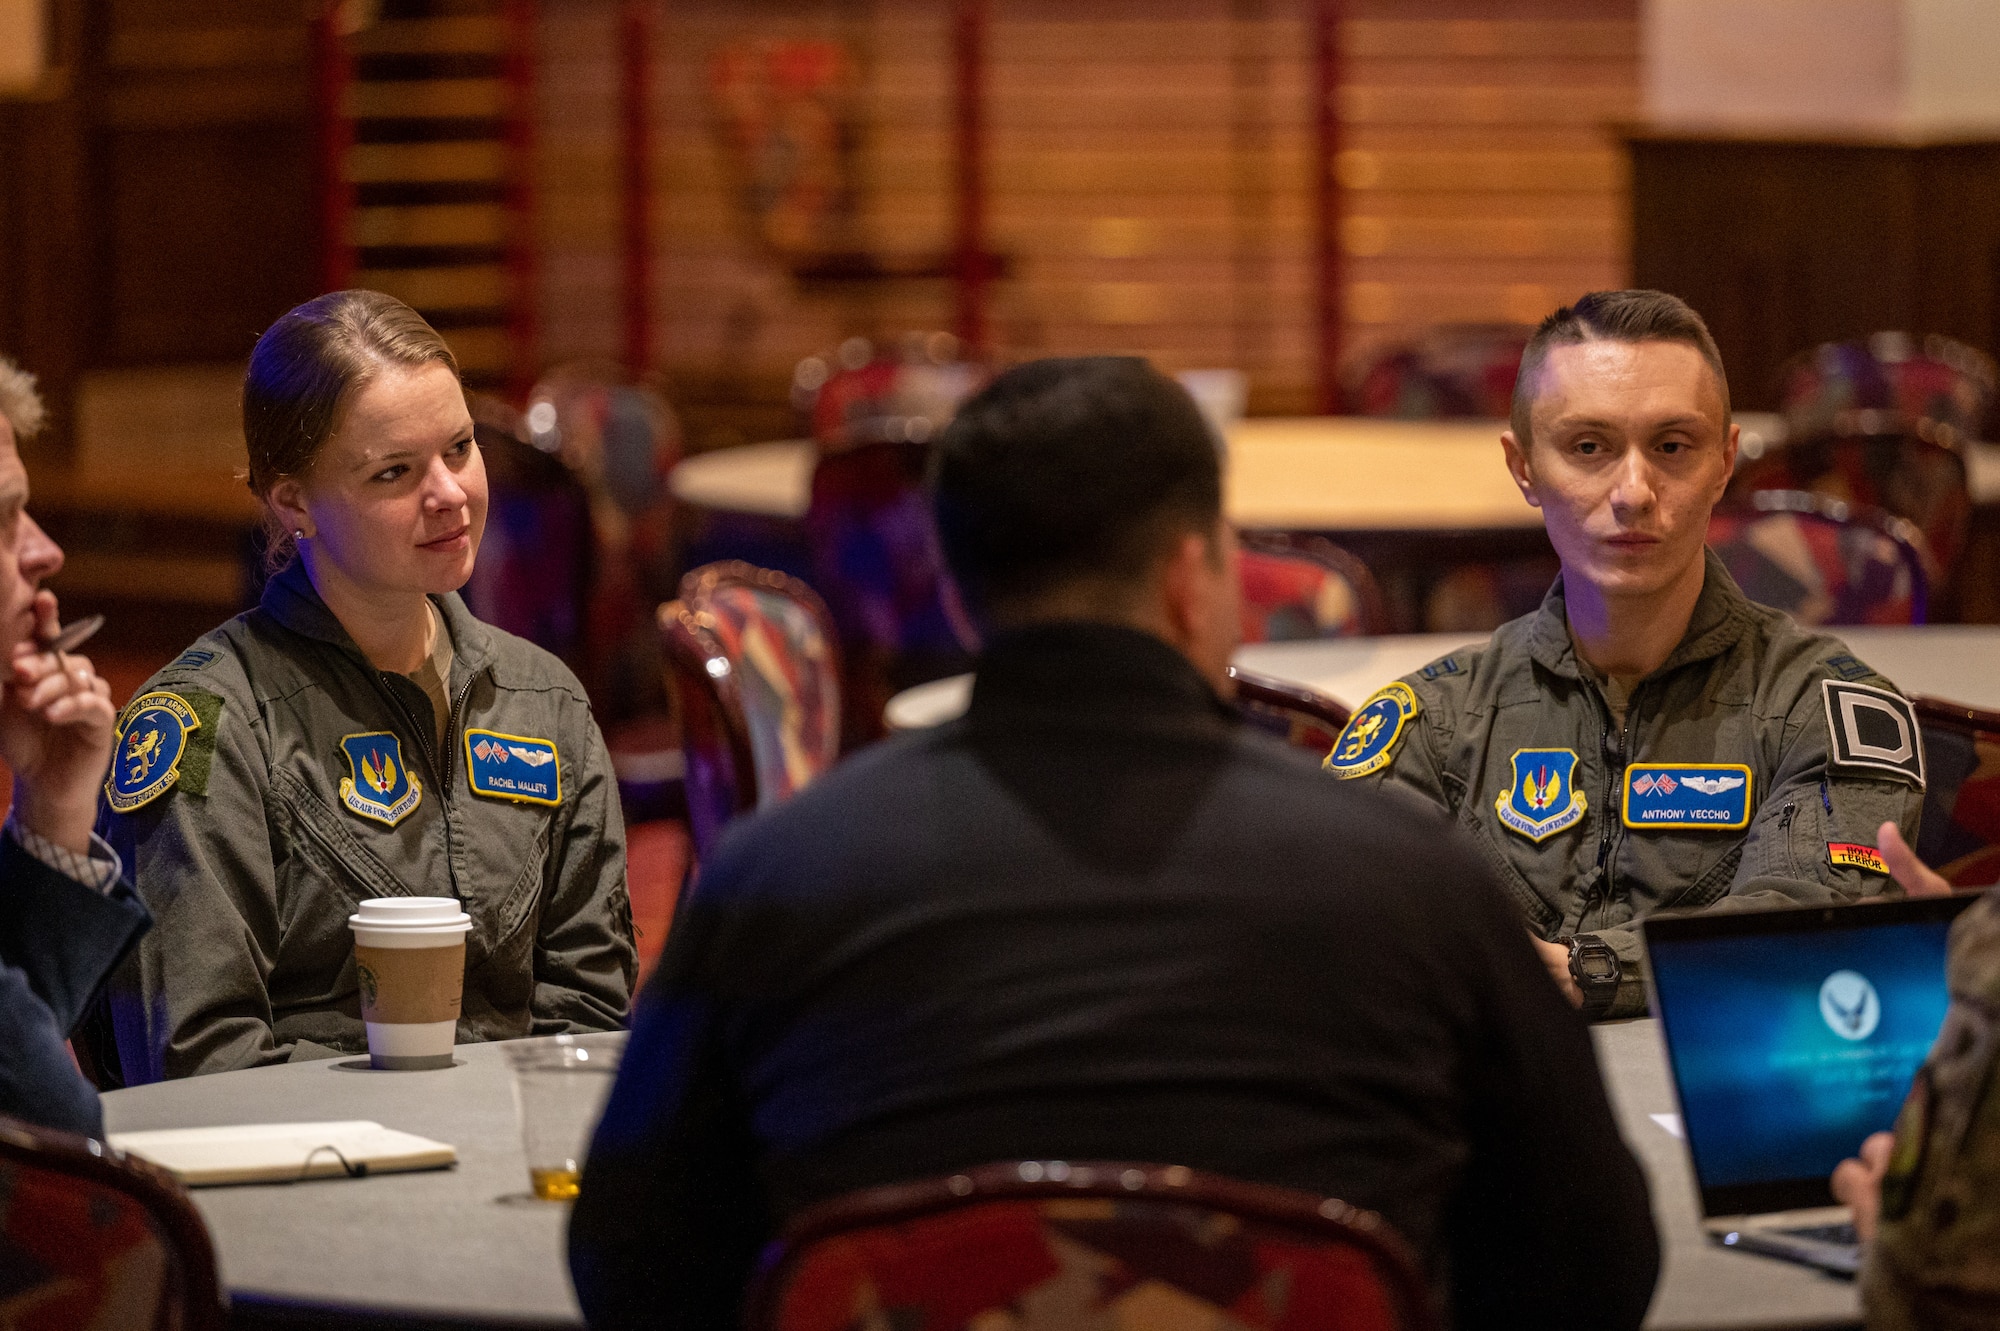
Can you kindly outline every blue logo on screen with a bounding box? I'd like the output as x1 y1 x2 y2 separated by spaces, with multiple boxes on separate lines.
1819 970 1881 1040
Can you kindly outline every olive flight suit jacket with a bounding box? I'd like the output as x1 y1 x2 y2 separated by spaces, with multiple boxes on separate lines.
1863 888 2000 1330
101 558 635 1080
1327 550 1927 1019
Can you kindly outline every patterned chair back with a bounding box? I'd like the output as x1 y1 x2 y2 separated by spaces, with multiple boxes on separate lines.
1914 698 2000 888
1229 667 1352 755
1239 534 1388 642
660 562 843 856
805 441 977 747
460 394 594 666
1346 324 1528 420
0 1115 226 1331
1707 491 1929 626
747 1161 1438 1331
1731 434 1971 582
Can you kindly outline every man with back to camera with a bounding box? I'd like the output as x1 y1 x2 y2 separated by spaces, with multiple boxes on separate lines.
569 357 1659 1329
1325 290 1929 1020
0 355 150 1135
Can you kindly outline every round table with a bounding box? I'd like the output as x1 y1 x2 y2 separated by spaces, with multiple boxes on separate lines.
98 1025 1851 1330
102 1035 626 1328
887 625 2000 731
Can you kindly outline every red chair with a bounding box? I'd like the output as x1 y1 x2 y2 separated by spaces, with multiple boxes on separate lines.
1230 666 1352 755
1914 697 2000 888
1239 534 1388 642
747 1160 1437 1331
0 1115 227 1331
1707 490 1931 625
659 562 843 857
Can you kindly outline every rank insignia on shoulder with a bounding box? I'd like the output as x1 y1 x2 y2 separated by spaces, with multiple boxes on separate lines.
338 732 423 826
1323 682 1419 779
1828 842 1890 873
1419 656 1461 681
1822 653 1873 683
464 728 561 806
1822 680 1926 789
1495 748 1587 841
105 692 202 813
1621 763 1754 830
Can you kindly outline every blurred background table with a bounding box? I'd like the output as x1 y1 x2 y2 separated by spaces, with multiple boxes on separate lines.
890 625 2000 731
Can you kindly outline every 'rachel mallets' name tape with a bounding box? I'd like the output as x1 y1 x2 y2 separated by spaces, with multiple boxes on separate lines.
1650 1113 1684 1139
107 1121 456 1187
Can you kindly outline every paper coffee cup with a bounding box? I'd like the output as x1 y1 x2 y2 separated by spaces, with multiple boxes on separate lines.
349 897 472 1071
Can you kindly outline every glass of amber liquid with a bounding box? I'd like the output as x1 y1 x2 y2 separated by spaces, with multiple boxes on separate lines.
506 1034 622 1201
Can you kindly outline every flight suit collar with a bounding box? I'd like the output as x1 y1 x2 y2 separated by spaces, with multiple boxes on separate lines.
1525 546 1757 687
259 556 497 676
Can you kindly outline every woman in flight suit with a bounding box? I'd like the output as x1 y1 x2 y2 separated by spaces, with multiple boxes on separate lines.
103 290 634 1080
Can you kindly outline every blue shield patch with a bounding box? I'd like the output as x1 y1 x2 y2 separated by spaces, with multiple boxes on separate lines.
1323 682 1419 779
464 728 561 806
339 732 423 826
1622 763 1754 830
105 692 201 813
1494 748 1587 841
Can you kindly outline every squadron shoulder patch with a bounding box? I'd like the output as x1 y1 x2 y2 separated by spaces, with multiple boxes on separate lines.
1621 763 1754 830
1323 682 1419 779
464 728 561 806
1495 748 1587 842
1829 842 1890 874
106 692 202 812
338 732 423 826
1822 680 1926 788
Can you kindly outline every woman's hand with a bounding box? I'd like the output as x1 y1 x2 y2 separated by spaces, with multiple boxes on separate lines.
1 589 115 854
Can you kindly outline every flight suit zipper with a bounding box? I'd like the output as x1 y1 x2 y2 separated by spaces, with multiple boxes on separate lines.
370 670 476 903
1590 685 1639 928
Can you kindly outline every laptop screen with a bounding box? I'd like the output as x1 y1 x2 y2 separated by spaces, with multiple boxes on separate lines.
1644 895 1977 1218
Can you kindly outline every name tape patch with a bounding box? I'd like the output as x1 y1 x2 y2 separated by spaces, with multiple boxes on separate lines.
464 728 562 806
1495 748 1588 842
106 692 202 813
1323 682 1419 779
339 732 423 826
1829 842 1890 874
1823 680 1925 789
1621 763 1754 830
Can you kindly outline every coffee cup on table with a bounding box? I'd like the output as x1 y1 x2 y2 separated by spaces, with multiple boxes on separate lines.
348 897 472 1070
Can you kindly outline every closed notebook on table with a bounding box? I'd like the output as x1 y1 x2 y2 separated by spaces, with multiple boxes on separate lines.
107 1121 456 1187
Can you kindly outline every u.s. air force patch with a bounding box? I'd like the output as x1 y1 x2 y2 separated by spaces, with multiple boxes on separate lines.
464 728 561 806
1621 763 1754 830
1823 680 1925 788
1495 748 1587 841
1323 682 1418 779
106 692 201 812
339 732 423 826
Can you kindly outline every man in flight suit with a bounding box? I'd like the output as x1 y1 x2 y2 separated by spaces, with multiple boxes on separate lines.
1325 290 1928 1019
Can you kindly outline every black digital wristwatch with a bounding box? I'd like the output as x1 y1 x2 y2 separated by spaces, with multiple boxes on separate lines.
1563 935 1621 1020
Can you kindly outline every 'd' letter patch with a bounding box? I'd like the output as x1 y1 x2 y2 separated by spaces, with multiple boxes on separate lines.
1324 682 1418 779
106 692 201 812
464 729 561 806
1622 763 1754 830
1495 748 1587 841
339 732 423 826
1823 680 1925 788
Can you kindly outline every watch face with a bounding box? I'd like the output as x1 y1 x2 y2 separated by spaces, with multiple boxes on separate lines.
1578 951 1619 983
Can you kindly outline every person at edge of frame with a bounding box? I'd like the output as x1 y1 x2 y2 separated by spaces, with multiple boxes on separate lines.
1322 290 1928 1020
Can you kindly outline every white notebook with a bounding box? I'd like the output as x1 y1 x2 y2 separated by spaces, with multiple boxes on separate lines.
108 1120 456 1187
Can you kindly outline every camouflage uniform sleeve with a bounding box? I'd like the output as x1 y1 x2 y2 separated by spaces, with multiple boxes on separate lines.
1863 891 2000 1331
1321 663 1459 818
1724 667 1926 907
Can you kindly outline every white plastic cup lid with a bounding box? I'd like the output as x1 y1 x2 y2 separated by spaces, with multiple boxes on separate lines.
348 896 472 933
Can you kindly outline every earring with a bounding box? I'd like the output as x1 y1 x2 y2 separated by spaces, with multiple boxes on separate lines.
293 529 307 540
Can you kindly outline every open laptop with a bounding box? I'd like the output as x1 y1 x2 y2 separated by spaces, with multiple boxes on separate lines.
1642 893 1979 1275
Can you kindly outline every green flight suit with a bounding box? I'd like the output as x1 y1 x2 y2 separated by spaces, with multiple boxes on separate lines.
1327 549 1927 1019
1864 889 2000 1329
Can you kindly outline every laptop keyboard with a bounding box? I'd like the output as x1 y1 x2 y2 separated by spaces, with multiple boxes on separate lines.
1778 1222 1858 1246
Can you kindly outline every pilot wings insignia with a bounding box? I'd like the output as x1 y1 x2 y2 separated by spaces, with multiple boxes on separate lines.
506 745 556 767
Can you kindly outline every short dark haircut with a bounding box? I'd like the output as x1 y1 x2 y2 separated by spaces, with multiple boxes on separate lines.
1511 290 1730 446
931 356 1222 621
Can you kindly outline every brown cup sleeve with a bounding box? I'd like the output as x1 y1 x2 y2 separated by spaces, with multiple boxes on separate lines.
354 942 466 1025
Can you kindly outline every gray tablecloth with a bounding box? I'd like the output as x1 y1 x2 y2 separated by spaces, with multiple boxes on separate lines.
104 1025 1861 1329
